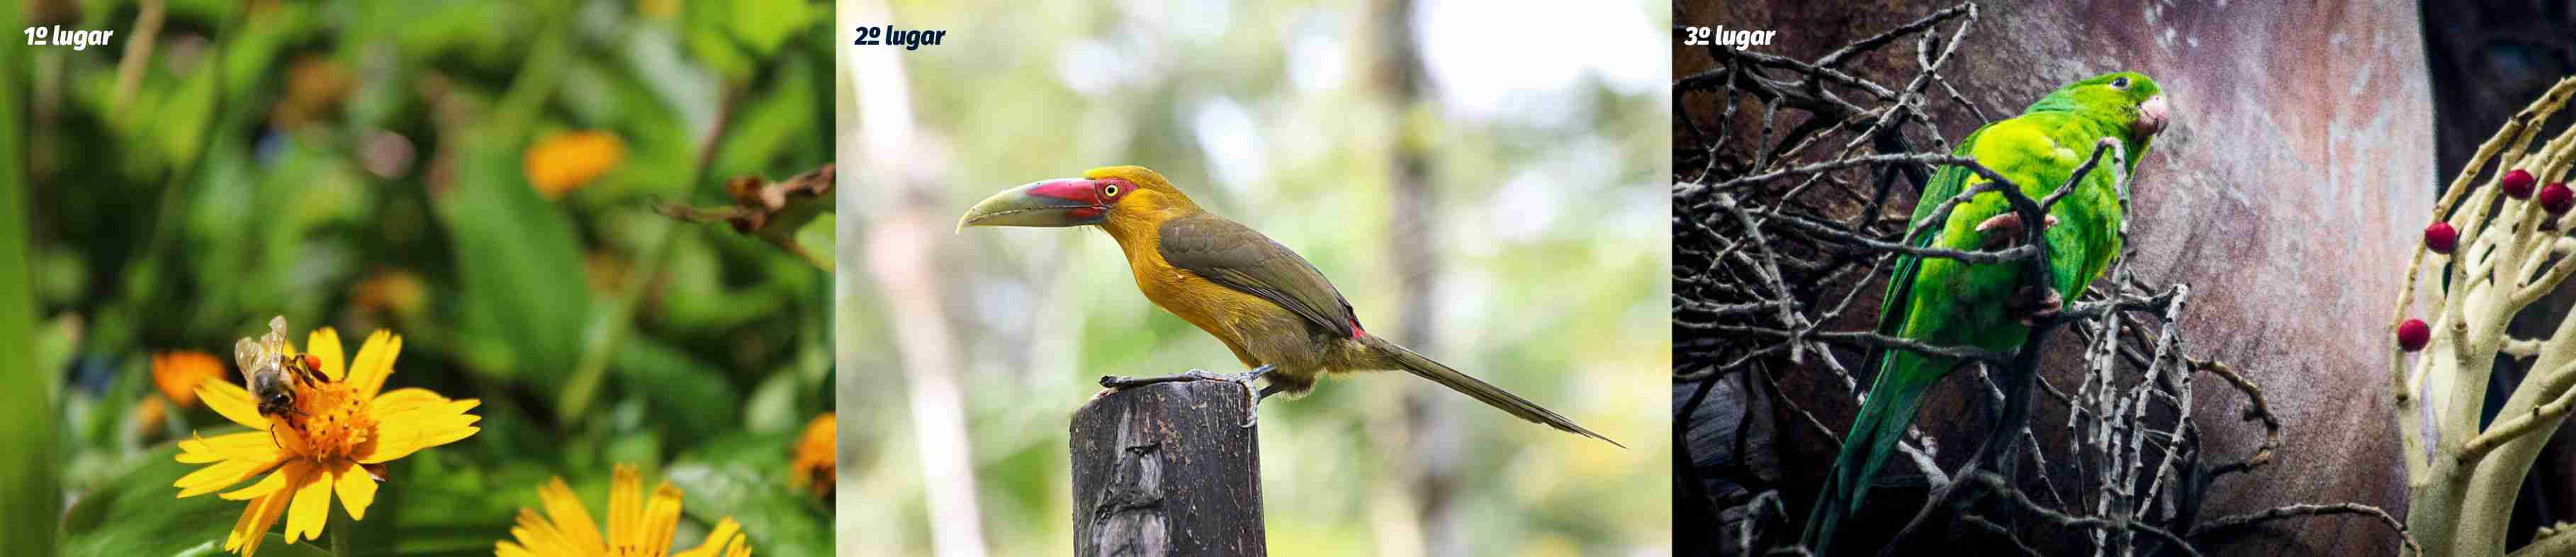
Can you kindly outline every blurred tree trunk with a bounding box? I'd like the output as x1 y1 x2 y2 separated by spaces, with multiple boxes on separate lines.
845 0 990 555
1367 1 1464 556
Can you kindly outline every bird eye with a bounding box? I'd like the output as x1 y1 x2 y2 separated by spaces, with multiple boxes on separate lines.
1102 184 1120 198
2110 77 2130 90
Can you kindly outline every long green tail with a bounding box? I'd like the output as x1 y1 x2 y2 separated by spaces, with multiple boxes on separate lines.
1802 349 1942 556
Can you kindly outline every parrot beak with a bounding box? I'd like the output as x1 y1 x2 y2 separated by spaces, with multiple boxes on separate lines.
2135 94 2171 136
957 179 1108 232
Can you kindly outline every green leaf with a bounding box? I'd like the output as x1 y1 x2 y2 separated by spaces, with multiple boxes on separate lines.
60 443 334 557
667 433 829 557
789 213 834 271
722 0 819 57
0 14 47 548
611 337 741 443
150 62 219 167
741 370 804 434
708 50 819 178
683 12 753 83
173 536 335 557
434 135 594 383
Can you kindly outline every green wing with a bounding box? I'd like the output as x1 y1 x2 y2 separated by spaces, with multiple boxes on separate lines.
1875 126 1989 338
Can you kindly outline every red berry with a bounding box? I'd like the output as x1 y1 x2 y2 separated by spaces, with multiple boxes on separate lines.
2546 183 2575 214
2424 222 2458 253
2504 169 2538 198
2397 319 2431 352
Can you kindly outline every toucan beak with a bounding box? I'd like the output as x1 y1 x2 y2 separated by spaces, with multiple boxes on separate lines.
957 179 1107 232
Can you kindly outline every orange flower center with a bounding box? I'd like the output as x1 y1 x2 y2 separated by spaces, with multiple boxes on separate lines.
277 380 373 461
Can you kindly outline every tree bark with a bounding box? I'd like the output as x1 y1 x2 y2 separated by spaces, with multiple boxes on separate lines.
1071 381 1267 557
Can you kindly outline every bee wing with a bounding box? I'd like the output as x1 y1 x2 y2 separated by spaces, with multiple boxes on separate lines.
261 317 290 359
235 337 265 383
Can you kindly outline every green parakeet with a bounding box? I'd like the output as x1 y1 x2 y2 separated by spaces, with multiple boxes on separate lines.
1801 72 2171 555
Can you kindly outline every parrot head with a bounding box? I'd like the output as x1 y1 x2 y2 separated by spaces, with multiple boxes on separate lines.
957 165 1196 232
2030 72 2171 154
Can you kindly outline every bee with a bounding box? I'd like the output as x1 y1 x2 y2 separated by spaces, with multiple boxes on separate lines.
233 316 328 420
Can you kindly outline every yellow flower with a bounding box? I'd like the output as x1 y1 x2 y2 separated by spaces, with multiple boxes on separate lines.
524 130 625 198
173 327 482 556
495 464 753 557
153 350 227 408
788 412 834 500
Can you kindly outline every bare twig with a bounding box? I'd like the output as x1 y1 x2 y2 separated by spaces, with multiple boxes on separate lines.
2190 502 2417 556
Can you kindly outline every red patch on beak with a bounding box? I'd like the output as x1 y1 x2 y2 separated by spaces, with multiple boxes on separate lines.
1026 179 1106 220
1025 179 1101 204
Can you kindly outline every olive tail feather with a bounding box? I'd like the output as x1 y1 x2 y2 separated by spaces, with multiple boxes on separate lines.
1363 336 1624 448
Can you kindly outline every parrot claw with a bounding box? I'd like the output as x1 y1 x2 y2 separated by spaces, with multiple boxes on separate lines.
2008 286 2065 326
1095 364 1276 428
1976 213 2060 249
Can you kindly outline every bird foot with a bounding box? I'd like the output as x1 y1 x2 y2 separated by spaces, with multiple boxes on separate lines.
1976 212 2059 249
2007 286 2064 326
1096 364 1276 428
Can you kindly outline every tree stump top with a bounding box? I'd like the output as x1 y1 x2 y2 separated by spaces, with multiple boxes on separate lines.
1070 381 1266 557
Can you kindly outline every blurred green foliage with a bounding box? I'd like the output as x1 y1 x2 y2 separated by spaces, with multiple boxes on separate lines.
28 0 834 555
841 1 1670 556
3 4 55 555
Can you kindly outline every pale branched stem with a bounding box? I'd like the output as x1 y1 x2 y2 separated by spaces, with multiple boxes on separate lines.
2512 524 2576 557
2392 76 2576 557
2459 356 2576 461
2505 337 2546 359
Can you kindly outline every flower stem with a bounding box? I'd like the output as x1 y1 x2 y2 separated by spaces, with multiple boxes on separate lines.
330 510 351 556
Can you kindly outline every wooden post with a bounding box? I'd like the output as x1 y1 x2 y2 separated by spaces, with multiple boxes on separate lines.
1070 380 1266 557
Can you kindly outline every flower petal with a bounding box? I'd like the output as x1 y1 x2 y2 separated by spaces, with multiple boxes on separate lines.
609 466 643 551
177 457 280 498
284 462 336 543
177 432 279 464
675 517 745 557
356 398 481 463
369 387 449 413
198 381 270 431
307 327 346 382
538 478 607 551
332 459 377 522
641 481 685 556
509 509 578 555
226 471 296 556
345 330 400 400
219 463 296 501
